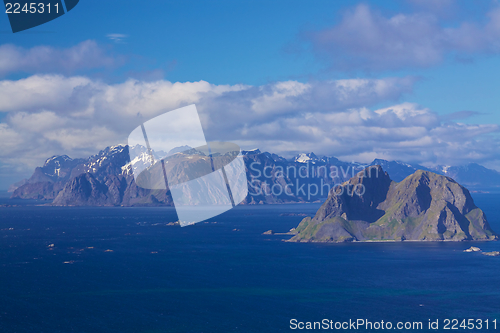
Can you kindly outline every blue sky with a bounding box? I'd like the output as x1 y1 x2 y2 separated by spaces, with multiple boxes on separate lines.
1 0 500 189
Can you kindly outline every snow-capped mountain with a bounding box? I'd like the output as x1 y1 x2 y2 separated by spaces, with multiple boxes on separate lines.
291 152 344 165
293 152 319 163
9 145 500 206
24 154 86 184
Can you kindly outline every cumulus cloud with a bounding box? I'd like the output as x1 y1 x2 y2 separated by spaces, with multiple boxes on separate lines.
228 102 499 167
0 74 498 188
306 4 500 71
0 40 118 77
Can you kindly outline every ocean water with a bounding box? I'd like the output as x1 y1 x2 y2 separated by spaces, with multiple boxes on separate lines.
1 194 500 333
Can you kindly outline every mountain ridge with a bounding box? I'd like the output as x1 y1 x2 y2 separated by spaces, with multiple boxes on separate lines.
10 145 500 206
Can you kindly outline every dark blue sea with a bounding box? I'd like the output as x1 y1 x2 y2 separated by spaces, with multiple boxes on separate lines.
1 194 500 333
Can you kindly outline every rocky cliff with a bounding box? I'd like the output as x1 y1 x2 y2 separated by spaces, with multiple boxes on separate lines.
289 166 498 242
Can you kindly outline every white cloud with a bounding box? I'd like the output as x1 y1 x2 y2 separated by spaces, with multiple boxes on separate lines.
306 4 500 71
0 40 117 77
0 75 93 111
0 74 498 189
107 33 128 43
9 111 67 132
0 123 24 156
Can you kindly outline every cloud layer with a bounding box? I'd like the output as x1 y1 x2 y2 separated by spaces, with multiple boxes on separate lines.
0 40 118 77
307 4 500 71
0 73 498 189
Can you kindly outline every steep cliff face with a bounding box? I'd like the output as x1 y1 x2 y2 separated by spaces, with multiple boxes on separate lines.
10 181 66 200
312 166 392 223
290 166 498 242
52 173 111 206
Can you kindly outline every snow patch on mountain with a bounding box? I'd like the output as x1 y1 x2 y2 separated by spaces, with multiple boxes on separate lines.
293 152 319 163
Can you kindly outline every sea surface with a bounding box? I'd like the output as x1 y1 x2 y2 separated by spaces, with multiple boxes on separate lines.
1 194 500 333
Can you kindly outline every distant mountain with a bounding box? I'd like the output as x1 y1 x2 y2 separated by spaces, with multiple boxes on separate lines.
168 145 192 155
238 150 360 204
293 152 342 165
12 146 131 201
368 159 430 182
289 166 498 242
431 163 500 189
10 145 500 206
8 179 27 193
293 152 319 163
9 154 87 198
368 159 500 189
11 146 362 206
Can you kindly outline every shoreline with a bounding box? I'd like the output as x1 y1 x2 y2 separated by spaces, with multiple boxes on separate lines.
284 238 499 243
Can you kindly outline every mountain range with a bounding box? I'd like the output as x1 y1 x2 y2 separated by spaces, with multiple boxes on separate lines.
9 145 500 206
